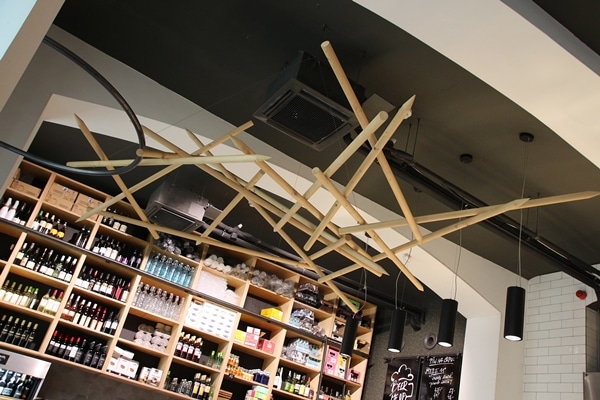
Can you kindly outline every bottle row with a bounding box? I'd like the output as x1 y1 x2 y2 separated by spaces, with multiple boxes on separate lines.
145 252 195 287
59 293 120 334
45 329 107 369
91 234 143 268
164 372 214 400
0 313 39 349
273 367 315 398
101 207 130 233
74 264 131 303
0 198 33 226
0 368 42 400
13 242 78 282
131 281 185 320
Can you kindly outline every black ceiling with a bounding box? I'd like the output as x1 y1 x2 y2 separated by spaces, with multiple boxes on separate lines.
38 0 600 306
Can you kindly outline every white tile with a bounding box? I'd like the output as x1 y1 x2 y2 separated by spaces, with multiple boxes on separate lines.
549 364 573 373
540 273 563 282
562 318 585 328
522 393 537 400
529 314 551 324
528 330 550 340
540 304 563 314
552 294 577 305
563 301 584 311
561 373 582 383
541 288 565 298
561 393 583 400
528 306 541 316
525 383 548 392
539 338 562 347
528 347 550 357
551 278 576 288
561 354 586 364
562 336 585 346
540 321 563 331
526 365 549 374
537 373 561 383
524 356 539 365
573 364 586 373
538 355 562 365
525 339 540 348
523 374 538 383
548 328 574 338
547 383 573 392
551 311 574 321
549 346 573 356
531 297 553 308
528 291 541 300
573 309 586 319
573 327 585 336
527 322 541 332
529 276 542 285
572 345 585 354
530 281 553 293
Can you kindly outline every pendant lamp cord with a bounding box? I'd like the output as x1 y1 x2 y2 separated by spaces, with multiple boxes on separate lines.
517 140 531 285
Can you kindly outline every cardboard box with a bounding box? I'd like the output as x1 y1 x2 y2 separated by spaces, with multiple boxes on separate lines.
10 179 41 198
260 307 283 321
48 182 78 201
336 354 348 378
326 348 339 365
70 203 97 216
257 338 275 354
234 329 246 343
45 193 76 210
244 326 260 348
74 193 103 208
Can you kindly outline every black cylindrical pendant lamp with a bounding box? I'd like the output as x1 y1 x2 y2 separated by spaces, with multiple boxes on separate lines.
340 315 360 357
437 299 458 347
387 309 407 352
504 286 526 341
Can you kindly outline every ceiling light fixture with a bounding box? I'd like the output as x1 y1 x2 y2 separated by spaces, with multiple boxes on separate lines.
504 132 533 341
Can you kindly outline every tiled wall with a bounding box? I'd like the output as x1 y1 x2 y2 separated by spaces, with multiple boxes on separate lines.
586 308 599 372
523 272 588 400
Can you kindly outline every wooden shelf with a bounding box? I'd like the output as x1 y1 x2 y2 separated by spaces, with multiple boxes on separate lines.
0 160 377 400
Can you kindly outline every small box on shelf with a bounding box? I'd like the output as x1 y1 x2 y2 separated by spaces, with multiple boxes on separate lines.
244 326 260 348
257 338 275 354
260 307 282 321
10 179 41 198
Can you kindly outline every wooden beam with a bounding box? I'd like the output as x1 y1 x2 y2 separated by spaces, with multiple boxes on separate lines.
313 167 423 290
67 154 269 168
338 191 600 234
74 114 160 239
321 41 422 243
76 122 251 222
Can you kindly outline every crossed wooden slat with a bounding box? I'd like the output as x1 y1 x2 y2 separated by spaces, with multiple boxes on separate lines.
67 41 599 312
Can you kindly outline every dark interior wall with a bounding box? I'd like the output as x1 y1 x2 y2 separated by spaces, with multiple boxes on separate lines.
364 297 466 399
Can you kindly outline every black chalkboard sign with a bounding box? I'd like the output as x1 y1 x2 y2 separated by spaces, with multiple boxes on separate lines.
383 354 462 400
385 357 421 399
419 355 461 400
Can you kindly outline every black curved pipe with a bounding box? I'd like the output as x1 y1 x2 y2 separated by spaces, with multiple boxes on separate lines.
0 36 145 176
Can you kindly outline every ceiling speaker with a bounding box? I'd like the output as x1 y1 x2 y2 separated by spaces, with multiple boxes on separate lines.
254 51 366 150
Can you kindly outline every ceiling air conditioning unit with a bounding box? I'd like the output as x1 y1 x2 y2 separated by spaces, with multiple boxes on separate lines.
145 181 217 233
254 51 366 150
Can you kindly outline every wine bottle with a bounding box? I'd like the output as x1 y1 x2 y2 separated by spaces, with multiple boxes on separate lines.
0 197 12 219
4 317 20 344
12 202 28 224
18 242 35 267
11 374 26 398
57 220 66 239
2 282 16 303
8 284 23 305
0 280 10 299
5 199 19 221
0 316 13 341
273 367 282 390
36 289 51 314
56 334 68 358
9 319 26 345
31 211 44 231
16 321 32 347
37 249 54 275
24 246 40 270
49 217 59 237
24 323 38 350
46 331 60 355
